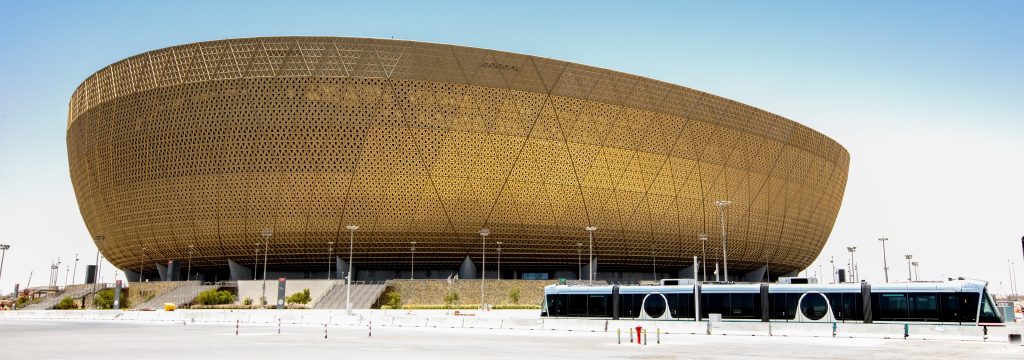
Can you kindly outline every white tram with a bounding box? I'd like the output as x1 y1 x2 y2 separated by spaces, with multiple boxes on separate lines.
542 279 1004 325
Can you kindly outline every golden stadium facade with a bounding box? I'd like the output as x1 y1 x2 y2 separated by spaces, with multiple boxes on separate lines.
67 37 849 282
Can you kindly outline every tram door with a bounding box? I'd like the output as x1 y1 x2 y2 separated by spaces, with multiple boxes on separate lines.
795 292 834 322
640 293 671 320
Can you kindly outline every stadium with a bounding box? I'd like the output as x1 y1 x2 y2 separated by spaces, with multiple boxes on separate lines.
66 36 849 283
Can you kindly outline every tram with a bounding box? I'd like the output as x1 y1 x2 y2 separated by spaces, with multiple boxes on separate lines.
541 278 1004 326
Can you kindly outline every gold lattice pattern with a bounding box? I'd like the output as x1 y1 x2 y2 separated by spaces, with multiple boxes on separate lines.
67 37 849 276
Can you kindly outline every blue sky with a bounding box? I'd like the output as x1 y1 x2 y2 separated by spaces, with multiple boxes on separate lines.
1 1 1021 292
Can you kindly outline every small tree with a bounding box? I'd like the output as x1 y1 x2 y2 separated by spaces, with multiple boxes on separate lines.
384 290 401 308
507 287 520 304
56 296 77 310
286 289 312 305
443 291 459 306
242 297 253 306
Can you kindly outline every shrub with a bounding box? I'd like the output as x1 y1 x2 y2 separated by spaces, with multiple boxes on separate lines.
443 291 459 306
507 287 520 304
56 296 77 310
194 289 235 305
93 289 130 309
242 297 253 306
16 297 29 309
286 289 312 305
384 290 401 308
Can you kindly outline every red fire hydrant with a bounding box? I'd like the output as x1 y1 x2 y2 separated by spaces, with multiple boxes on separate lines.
635 326 643 346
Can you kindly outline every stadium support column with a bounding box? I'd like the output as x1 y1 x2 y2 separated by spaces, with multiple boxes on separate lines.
227 259 254 281
459 256 477 279
585 226 597 285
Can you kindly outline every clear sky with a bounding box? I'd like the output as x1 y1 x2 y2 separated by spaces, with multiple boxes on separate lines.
1 1 1021 294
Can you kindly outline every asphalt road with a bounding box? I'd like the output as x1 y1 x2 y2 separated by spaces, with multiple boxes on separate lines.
2 319 1022 359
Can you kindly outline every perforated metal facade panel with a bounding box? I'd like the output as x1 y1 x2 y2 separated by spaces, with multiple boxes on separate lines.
67 37 849 277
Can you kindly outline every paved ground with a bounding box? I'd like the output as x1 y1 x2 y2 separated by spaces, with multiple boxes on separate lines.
2 320 1021 359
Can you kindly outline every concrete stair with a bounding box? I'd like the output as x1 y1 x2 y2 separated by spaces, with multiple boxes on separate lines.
22 285 105 310
314 283 386 309
136 281 219 309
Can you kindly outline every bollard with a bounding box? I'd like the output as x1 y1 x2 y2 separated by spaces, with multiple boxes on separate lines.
635 326 643 346
630 327 634 343
643 328 647 345
903 324 909 340
369 321 373 337
278 318 281 334
618 328 621 344
235 319 239 335
324 323 328 339
657 328 660 344
832 322 837 338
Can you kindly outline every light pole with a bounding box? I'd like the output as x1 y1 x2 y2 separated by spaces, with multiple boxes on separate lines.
878 237 890 283
479 228 490 309
846 246 857 282
410 241 416 280
345 225 358 314
260 228 272 306
139 247 146 282
714 200 731 282
829 256 835 284
327 241 334 280
585 226 597 285
904 254 913 282
576 243 582 281
0 244 9 284
92 235 103 293
1009 260 1017 296
187 244 194 281
651 244 657 280
911 261 919 281
71 253 78 285
64 265 70 287
699 234 708 282
496 242 502 280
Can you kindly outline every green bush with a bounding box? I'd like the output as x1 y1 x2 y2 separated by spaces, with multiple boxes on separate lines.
92 289 130 309
286 289 312 305
56 296 77 310
507 287 520 304
16 297 29 309
242 297 253 306
193 289 235 305
443 291 459 306
384 290 401 308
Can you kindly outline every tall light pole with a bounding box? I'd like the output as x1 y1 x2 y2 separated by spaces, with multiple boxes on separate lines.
139 247 146 283
651 244 657 280
714 200 731 282
911 261 919 281
410 241 416 280
496 242 502 280
1009 260 1017 296
576 243 582 281
64 265 70 287
585 226 597 285
878 237 890 282
0 244 9 284
187 244 194 281
479 228 490 309
71 253 78 285
260 228 272 306
253 241 260 280
345 225 358 314
327 241 334 280
92 235 103 293
904 254 913 282
698 234 708 282
846 246 857 282
829 256 835 284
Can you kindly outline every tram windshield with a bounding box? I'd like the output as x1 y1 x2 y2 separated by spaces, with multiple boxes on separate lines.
978 289 1003 323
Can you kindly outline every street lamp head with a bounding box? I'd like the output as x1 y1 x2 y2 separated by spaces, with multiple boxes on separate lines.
585 226 598 232
260 228 273 238
479 228 490 237
698 234 708 241
878 237 888 242
0 244 9 250
713 200 731 207
847 246 856 252
905 254 912 260
911 261 918 266
346 225 359 231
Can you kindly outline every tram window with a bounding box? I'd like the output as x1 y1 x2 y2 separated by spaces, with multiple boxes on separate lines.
958 292 978 323
665 294 680 317
673 294 694 318
546 295 566 317
908 293 938 321
568 295 588 316
939 293 961 322
702 294 727 318
619 294 642 318
979 290 1002 323
826 293 862 321
729 294 756 318
769 293 798 320
874 293 909 320
588 294 610 317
